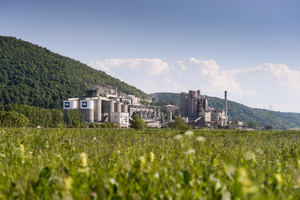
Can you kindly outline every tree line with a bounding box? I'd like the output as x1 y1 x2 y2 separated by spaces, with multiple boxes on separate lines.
0 104 84 128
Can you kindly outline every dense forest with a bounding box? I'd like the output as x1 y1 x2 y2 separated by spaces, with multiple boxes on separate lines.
0 36 149 109
150 92 300 129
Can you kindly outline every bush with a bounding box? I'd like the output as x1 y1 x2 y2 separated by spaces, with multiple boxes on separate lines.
172 116 191 131
130 115 146 131
71 120 85 128
161 124 169 129
89 123 96 128
101 123 108 129
0 111 29 127
99 122 119 129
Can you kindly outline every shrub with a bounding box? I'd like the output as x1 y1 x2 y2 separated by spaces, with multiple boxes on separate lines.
89 123 96 128
130 115 146 130
161 124 169 129
170 116 191 131
101 123 108 128
0 111 29 127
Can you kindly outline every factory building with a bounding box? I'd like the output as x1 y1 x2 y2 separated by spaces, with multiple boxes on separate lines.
63 90 163 127
180 90 227 127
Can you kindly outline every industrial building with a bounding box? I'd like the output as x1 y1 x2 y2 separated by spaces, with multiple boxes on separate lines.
63 90 165 127
64 89 228 128
180 90 228 127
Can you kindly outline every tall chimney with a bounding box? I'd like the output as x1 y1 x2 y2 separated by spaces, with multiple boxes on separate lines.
225 91 227 126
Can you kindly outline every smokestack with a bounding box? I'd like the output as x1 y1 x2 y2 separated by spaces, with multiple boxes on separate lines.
225 91 227 126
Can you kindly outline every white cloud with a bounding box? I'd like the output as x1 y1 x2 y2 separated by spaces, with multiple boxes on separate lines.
246 90 258 95
231 63 300 95
184 57 244 96
172 60 187 74
187 57 220 75
89 58 169 76
88 57 300 112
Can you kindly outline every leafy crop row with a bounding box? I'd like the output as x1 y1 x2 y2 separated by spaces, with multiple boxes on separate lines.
0 128 300 199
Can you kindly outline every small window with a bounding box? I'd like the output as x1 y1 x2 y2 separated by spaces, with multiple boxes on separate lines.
82 102 87 107
65 102 70 108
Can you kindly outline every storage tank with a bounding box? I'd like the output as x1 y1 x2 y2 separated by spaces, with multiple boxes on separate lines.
167 111 172 122
80 100 94 123
116 101 121 113
86 90 99 97
63 100 78 119
122 104 128 113
110 100 114 113
63 100 78 110
197 90 201 97
94 99 102 122
203 98 209 112
188 90 196 119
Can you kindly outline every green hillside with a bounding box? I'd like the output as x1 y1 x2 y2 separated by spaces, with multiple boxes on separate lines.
150 92 300 129
0 36 149 109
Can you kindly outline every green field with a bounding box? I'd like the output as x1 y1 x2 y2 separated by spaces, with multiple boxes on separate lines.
1 128 300 199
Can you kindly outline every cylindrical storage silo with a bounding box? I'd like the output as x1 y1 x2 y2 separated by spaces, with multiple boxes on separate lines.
167 111 172 122
94 99 102 122
110 100 114 113
116 101 121 113
80 100 94 123
102 100 110 113
122 104 128 113
204 98 208 112
63 100 78 120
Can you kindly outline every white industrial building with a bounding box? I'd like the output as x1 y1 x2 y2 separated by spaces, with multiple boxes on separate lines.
63 90 163 128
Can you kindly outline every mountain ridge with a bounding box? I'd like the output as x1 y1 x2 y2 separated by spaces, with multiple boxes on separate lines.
0 36 149 109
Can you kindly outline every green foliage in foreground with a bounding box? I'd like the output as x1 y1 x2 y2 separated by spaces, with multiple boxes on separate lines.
1 128 300 199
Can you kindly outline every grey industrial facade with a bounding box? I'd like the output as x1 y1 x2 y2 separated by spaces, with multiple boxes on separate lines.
180 90 227 127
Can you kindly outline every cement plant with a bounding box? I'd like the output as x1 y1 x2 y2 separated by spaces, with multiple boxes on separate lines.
64 88 231 128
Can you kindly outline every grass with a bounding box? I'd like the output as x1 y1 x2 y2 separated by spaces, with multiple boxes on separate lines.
1 128 300 199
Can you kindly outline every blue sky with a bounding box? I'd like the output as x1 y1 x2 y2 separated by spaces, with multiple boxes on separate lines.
1 0 300 112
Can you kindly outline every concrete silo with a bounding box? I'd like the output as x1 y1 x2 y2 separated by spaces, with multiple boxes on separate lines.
94 99 102 122
63 100 78 119
116 101 122 113
80 100 94 123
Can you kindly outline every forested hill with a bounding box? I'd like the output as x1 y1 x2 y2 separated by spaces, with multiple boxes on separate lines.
150 92 300 129
0 36 149 109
